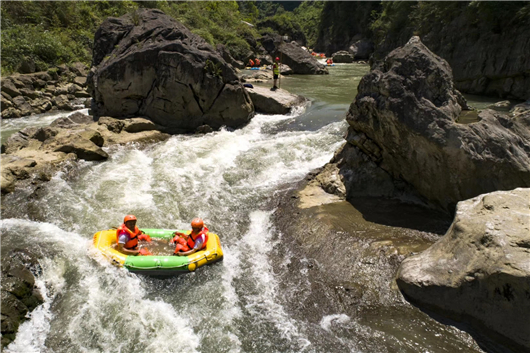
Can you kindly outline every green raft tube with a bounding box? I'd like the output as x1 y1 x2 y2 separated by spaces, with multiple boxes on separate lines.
93 228 223 276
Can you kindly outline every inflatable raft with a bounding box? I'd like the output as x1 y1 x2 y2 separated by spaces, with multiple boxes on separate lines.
93 228 223 276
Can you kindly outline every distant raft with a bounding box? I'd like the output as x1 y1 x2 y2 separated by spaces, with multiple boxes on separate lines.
93 228 223 276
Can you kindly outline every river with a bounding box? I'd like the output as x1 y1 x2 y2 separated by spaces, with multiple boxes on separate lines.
1 63 509 352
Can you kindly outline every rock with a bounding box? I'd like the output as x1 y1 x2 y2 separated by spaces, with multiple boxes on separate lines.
73 76 87 87
13 75 35 89
510 101 530 119
397 188 530 352
1 79 21 98
74 90 91 98
348 38 374 60
487 100 511 111
19 88 42 100
29 98 53 113
43 129 108 161
332 50 354 63
329 36 530 212
245 86 306 115
1 95 13 111
12 96 34 116
87 8 253 133
276 42 328 75
1 249 44 348
19 57 36 74
33 79 47 89
52 95 75 111
216 44 245 69
97 116 125 133
68 62 88 77
122 117 157 133
1 107 21 119
53 85 70 96
50 112 94 128
195 124 213 134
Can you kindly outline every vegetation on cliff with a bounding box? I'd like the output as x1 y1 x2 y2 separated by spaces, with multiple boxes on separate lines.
2 1 528 78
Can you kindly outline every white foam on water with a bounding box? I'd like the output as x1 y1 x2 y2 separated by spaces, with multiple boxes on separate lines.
240 211 309 346
320 314 351 332
3 104 349 351
4 258 66 353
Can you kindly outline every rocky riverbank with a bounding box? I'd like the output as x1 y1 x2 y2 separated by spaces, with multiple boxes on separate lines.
397 188 530 352
1 63 91 119
316 36 530 213
276 36 530 352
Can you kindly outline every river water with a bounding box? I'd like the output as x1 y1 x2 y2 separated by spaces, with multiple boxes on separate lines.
1 63 504 352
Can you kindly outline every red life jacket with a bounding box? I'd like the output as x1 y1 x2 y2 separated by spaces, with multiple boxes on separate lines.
187 227 209 251
116 223 141 250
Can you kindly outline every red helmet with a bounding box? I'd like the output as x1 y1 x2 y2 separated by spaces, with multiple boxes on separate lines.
275 57 280 61
124 215 137 223
191 218 204 230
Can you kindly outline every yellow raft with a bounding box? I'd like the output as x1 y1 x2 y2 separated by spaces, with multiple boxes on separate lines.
92 228 223 276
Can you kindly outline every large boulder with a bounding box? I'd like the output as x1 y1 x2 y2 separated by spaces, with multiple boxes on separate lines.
322 36 530 212
332 50 354 63
348 37 374 60
245 86 306 115
261 34 327 75
87 9 254 133
1 249 44 348
397 188 530 352
276 42 328 75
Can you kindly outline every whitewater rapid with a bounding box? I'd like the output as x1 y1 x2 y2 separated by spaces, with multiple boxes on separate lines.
2 106 348 353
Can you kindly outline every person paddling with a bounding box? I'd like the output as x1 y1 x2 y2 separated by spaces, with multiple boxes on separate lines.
116 215 152 256
171 218 209 256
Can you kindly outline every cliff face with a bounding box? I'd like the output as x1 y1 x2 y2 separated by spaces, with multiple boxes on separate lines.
314 2 380 56
316 1 530 100
372 2 530 101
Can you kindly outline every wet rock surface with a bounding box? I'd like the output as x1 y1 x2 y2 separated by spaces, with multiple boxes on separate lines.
397 188 530 353
245 86 306 115
87 8 254 134
1 249 44 348
270 175 486 352
317 36 530 212
1 64 90 119
1 112 169 195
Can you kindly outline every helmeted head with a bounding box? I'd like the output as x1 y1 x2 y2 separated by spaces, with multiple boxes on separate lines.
123 214 137 229
124 214 137 223
191 218 204 231
275 57 280 61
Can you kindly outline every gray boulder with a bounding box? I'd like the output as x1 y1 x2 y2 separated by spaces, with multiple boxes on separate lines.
1 79 21 98
1 249 44 348
245 86 306 115
276 42 328 75
87 9 254 133
327 36 530 212
348 38 374 60
12 96 33 116
332 50 354 63
397 188 530 352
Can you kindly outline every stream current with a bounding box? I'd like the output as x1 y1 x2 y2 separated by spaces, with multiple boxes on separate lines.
1 63 506 352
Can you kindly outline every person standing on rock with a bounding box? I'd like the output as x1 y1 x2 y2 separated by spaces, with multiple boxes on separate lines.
272 57 280 90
